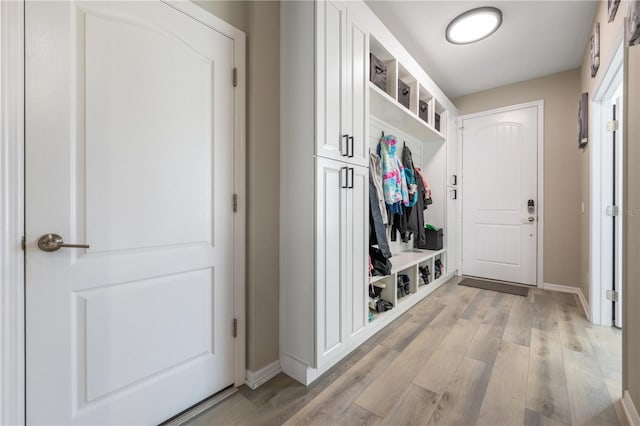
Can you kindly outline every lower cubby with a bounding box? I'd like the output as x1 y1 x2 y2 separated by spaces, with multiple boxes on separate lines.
369 274 396 322
433 252 446 281
396 265 417 304
418 258 434 287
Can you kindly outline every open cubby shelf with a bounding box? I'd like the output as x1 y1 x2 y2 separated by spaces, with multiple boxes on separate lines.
369 35 446 140
369 249 447 323
369 82 445 142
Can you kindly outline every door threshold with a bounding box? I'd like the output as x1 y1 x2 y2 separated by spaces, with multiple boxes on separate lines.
462 275 537 288
161 385 237 426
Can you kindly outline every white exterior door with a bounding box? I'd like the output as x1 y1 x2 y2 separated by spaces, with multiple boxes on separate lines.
462 106 538 285
25 2 237 424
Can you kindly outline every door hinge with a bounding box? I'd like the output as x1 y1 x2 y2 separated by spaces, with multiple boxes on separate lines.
607 120 619 132
233 193 238 212
606 290 619 302
233 318 238 338
233 67 237 87
21 236 25 251
606 205 620 216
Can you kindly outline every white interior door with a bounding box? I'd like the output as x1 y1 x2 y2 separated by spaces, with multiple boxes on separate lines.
462 106 538 285
25 2 236 424
607 87 624 328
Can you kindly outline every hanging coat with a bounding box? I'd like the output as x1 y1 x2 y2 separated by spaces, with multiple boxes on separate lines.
416 167 432 206
378 134 408 206
401 144 427 249
369 180 391 258
369 153 388 225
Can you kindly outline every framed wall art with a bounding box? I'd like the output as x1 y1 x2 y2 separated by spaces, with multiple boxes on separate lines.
609 0 621 22
578 92 588 149
591 23 600 77
629 0 640 46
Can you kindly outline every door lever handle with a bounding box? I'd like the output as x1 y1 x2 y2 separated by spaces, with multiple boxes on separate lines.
37 233 90 252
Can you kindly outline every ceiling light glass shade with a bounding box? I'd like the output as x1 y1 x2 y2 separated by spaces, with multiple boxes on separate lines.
446 7 503 45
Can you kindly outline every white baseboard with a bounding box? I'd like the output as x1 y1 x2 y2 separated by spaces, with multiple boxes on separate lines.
542 282 590 321
623 390 640 426
245 360 281 390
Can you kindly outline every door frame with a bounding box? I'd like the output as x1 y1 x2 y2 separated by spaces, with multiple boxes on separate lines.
590 33 624 326
459 100 545 287
0 2 246 424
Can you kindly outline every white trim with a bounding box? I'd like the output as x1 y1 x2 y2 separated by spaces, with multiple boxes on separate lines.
623 391 640 426
590 36 624 326
164 1 247 388
0 2 25 425
542 282 590 321
459 100 545 287
245 360 282 390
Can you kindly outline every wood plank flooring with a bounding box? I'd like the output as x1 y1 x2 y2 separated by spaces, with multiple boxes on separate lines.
184 277 622 426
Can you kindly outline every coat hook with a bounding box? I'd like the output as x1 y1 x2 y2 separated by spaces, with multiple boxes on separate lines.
381 130 385 137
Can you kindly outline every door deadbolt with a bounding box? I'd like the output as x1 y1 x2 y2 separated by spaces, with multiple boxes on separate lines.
528 199 535 214
37 233 90 252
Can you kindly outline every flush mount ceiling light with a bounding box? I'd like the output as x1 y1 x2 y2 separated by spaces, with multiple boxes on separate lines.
446 7 503 45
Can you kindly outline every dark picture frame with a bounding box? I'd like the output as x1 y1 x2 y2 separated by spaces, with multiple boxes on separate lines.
608 0 621 22
629 0 640 46
578 93 588 149
590 23 600 78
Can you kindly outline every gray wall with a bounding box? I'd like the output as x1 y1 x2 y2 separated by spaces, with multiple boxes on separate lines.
453 69 582 290
194 0 281 373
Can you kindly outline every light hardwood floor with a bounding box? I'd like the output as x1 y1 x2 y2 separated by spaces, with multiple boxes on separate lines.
184 277 623 426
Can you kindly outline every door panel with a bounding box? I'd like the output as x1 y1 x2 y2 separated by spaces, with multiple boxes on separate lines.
82 269 212 402
316 0 345 161
84 10 213 250
316 157 345 364
462 107 538 285
347 165 368 337
347 13 368 167
26 2 235 424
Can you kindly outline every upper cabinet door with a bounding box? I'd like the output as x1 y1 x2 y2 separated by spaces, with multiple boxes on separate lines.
345 10 369 167
316 1 368 166
316 0 347 162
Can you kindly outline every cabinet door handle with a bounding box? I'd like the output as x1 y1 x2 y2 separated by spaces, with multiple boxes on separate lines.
348 167 354 189
341 134 349 156
348 136 354 158
341 167 348 188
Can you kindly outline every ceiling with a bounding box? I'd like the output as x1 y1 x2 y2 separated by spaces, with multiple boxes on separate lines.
365 1 598 99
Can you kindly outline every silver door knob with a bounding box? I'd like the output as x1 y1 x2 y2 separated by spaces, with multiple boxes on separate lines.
37 233 90 252
528 217 535 222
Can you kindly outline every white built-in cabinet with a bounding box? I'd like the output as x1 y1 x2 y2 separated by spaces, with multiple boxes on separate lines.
280 0 460 386
280 0 369 383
